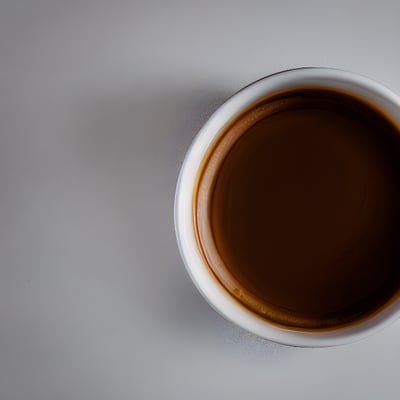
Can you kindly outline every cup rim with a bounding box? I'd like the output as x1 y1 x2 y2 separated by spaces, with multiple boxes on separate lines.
174 67 400 347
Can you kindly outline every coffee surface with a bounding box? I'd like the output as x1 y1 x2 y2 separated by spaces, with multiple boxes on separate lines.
196 88 400 329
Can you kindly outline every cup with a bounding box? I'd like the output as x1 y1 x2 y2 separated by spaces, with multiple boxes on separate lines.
174 68 400 347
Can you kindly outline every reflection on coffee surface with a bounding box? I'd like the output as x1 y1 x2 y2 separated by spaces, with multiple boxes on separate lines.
195 88 400 330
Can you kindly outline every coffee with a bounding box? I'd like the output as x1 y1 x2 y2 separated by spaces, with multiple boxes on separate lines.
195 87 400 330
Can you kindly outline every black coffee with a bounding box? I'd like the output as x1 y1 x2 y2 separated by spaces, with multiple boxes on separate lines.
195 88 400 330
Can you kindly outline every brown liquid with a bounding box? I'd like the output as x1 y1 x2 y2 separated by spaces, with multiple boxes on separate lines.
195 88 400 330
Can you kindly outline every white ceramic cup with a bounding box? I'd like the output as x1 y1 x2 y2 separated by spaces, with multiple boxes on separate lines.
174 68 400 347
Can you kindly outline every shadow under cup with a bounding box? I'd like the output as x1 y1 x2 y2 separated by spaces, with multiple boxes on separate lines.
194 85 400 332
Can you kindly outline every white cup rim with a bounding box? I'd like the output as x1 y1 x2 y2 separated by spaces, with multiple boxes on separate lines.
174 67 400 347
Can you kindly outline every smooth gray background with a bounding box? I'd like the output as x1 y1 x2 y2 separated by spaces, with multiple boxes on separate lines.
0 1 399 399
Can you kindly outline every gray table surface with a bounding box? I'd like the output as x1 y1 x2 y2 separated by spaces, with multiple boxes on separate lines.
0 1 399 399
